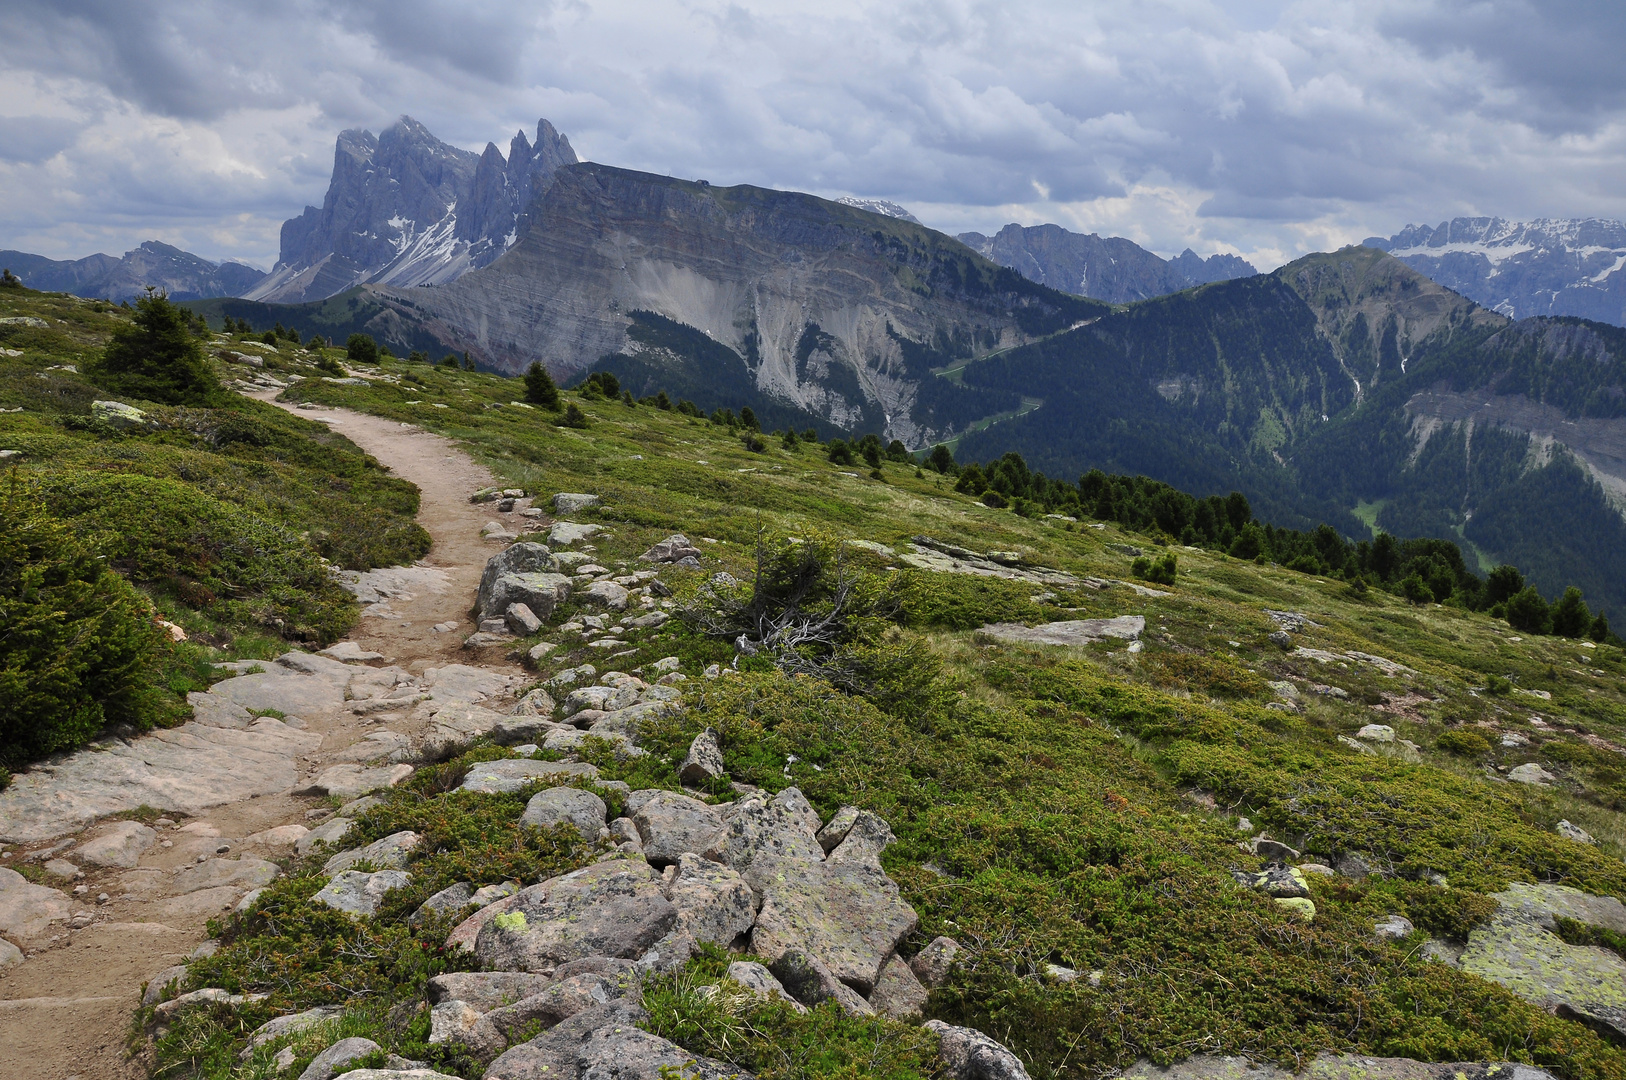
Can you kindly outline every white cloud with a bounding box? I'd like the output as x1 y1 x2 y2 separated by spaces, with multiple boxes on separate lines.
0 0 1623 270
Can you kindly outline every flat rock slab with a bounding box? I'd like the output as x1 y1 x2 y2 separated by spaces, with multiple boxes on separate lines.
426 664 519 704
0 867 72 943
304 763 415 800
0 718 320 843
475 860 676 973
1460 882 1626 1040
72 820 158 868
208 668 348 716
458 760 599 795
174 857 281 894
977 616 1145 646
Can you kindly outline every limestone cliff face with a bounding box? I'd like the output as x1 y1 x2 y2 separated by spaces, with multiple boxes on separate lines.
381 164 1099 444
248 117 577 304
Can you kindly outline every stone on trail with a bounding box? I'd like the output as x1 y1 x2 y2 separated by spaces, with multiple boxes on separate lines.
632 791 723 866
323 830 420 875
924 1020 1033 1080
976 616 1144 647
0 717 319 845
1459 882 1626 1042
425 663 518 704
521 787 608 840
910 935 962 988
869 952 930 1020
0 866 74 942
174 856 281 894
71 820 158 868
553 493 601 514
678 728 725 786
296 816 355 856
247 824 310 848
297 1037 382 1080
494 715 561 746
328 730 412 764
302 763 414 800
187 692 256 728
0 937 24 971
458 759 599 795
314 870 413 916
318 642 386 664
475 859 677 973
666 852 756 947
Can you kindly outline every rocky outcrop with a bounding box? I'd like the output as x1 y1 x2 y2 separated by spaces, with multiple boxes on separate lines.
248 116 578 304
373 164 1099 445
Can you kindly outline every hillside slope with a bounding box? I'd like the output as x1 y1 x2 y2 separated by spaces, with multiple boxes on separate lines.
0 241 266 301
959 222 1256 303
954 247 1626 611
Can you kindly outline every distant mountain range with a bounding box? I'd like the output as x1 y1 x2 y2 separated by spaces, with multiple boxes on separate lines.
245 116 578 304
1366 217 1626 326
0 241 265 301
958 223 1257 304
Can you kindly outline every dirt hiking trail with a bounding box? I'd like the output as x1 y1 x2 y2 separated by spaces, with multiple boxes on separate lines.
0 402 523 1080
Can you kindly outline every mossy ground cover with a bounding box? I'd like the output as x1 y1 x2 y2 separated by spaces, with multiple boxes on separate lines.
0 287 430 763
37 314 1612 1079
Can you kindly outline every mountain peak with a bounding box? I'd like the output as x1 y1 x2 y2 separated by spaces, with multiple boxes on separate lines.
959 224 1255 303
247 115 579 304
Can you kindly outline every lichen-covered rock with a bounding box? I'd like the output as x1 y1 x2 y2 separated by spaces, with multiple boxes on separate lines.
640 535 703 564
484 972 633 1040
475 860 676 973
430 999 504 1059
1459 882 1626 1042
458 759 599 794
703 788 823 877
576 1022 747 1080
666 852 755 947
297 1037 382 1080
244 1005 342 1055
486 573 574 623
421 704 511 761
562 685 642 718
323 830 420 875
577 581 629 611
925 1020 1032 1080
411 882 476 926
1232 867 1310 899
727 960 806 1011
750 851 917 994
479 544 561 614
632 791 722 866
911 936 962 988
313 870 412 916
296 816 354 856
825 811 895 867
1507 763 1557 786
512 689 558 718
484 999 648 1080
678 728 724 785
769 949 874 1016
303 763 415 800
1119 1053 1560 1080
869 953 929 1020
816 807 861 853
521 787 608 840
428 971 559 1010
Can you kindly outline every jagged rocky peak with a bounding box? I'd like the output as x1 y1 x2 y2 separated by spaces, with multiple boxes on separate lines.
246 115 578 304
835 197 921 224
957 222 1256 304
1366 216 1626 326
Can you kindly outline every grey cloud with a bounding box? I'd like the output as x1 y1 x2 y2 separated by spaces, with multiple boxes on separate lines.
1 0 1625 271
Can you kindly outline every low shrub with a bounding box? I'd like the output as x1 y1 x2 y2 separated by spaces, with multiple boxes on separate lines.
0 484 179 766
1436 728 1493 756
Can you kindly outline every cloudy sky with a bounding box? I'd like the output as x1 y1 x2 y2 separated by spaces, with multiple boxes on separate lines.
2 0 1623 272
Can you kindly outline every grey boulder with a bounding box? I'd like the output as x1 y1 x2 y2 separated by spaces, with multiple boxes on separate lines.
484 1000 647 1080
726 960 805 1011
910 936 961 988
632 792 723 866
428 971 559 1010
411 882 476 926
553 494 601 514
298 1037 382 1080
925 1020 1033 1080
458 759 599 794
869 953 930 1020
678 729 725 786
475 859 676 973
769 949 874 1016
71 820 158 868
479 544 561 614
522 787 609 840
666 852 756 947
323 830 420 875
639 535 703 564
702 788 823 876
313 870 412 916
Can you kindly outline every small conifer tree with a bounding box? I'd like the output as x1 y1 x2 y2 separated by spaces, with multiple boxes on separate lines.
524 362 561 409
